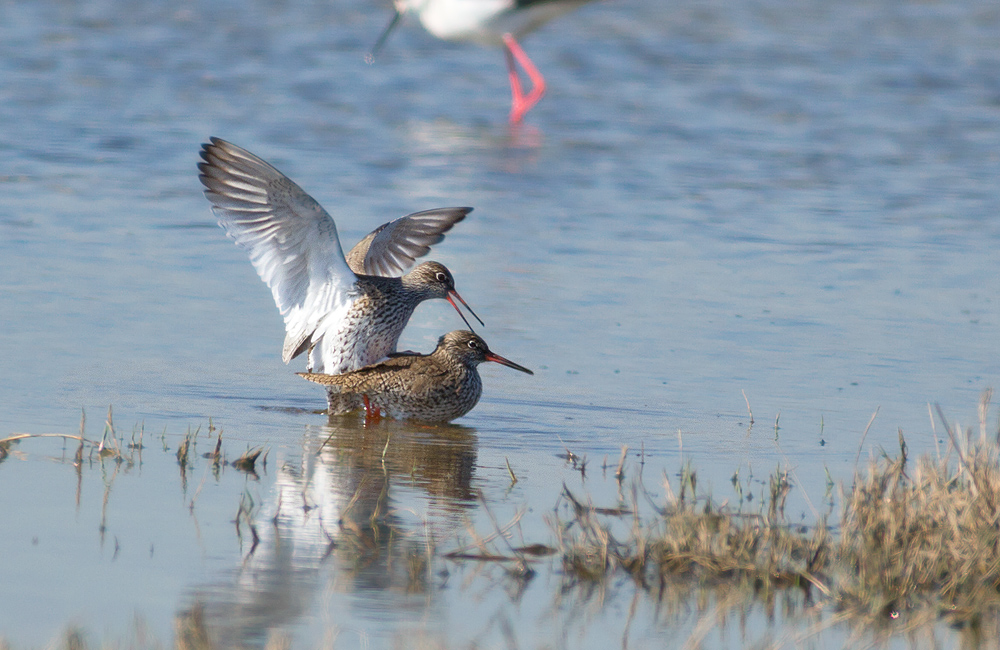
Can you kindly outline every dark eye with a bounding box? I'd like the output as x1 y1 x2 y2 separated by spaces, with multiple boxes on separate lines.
467 340 478 350
435 272 448 282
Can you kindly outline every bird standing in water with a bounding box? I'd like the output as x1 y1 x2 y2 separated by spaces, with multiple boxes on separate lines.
199 138 483 411
299 330 533 422
372 0 598 123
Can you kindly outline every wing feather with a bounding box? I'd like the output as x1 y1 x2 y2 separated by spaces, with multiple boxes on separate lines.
345 207 472 276
198 137 358 363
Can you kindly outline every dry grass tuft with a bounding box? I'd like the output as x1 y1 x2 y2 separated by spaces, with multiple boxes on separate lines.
555 468 829 600
837 415 1000 627
554 391 1000 636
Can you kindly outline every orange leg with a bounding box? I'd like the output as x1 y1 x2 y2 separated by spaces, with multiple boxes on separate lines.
503 33 546 124
362 395 382 425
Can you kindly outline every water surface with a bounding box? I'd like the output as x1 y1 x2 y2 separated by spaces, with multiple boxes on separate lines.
2 0 999 647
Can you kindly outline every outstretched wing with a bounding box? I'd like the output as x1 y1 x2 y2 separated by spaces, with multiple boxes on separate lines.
198 137 358 362
345 207 472 277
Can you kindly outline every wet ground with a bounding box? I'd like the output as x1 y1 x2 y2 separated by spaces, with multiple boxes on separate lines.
2 0 1000 647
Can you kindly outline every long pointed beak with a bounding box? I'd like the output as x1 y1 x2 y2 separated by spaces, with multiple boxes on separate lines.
485 351 534 375
446 290 486 329
367 9 402 63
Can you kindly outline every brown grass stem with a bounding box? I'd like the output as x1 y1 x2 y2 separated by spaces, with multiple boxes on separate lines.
853 406 881 468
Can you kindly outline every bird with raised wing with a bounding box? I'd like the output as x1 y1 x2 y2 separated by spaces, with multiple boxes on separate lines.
299 330 532 422
198 138 483 411
373 0 598 123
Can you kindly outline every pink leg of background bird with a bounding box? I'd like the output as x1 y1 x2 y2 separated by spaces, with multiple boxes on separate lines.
503 33 546 123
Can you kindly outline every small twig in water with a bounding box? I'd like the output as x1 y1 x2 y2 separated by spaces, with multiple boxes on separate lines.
853 406 881 467
615 446 628 482
0 432 91 446
505 457 518 485
209 430 223 469
742 389 754 425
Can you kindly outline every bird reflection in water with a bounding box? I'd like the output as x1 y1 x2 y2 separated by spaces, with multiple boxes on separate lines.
175 418 478 648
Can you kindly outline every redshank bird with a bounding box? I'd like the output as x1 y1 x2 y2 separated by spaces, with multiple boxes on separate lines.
372 0 598 123
198 138 483 387
298 330 532 422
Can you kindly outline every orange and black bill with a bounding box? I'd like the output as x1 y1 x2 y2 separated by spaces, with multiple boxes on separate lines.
485 351 533 375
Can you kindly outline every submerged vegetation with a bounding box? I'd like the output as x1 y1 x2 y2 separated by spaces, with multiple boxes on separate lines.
6 393 1000 648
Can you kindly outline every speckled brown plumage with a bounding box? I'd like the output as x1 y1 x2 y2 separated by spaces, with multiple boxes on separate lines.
315 263 466 414
299 331 533 423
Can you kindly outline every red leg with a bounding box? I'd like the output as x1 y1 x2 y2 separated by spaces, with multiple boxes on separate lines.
503 33 546 124
362 395 382 425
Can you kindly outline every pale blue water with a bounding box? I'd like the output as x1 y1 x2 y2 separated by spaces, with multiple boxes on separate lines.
2 0 1000 647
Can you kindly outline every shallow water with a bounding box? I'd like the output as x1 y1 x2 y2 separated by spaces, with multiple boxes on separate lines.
2 0 1000 647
